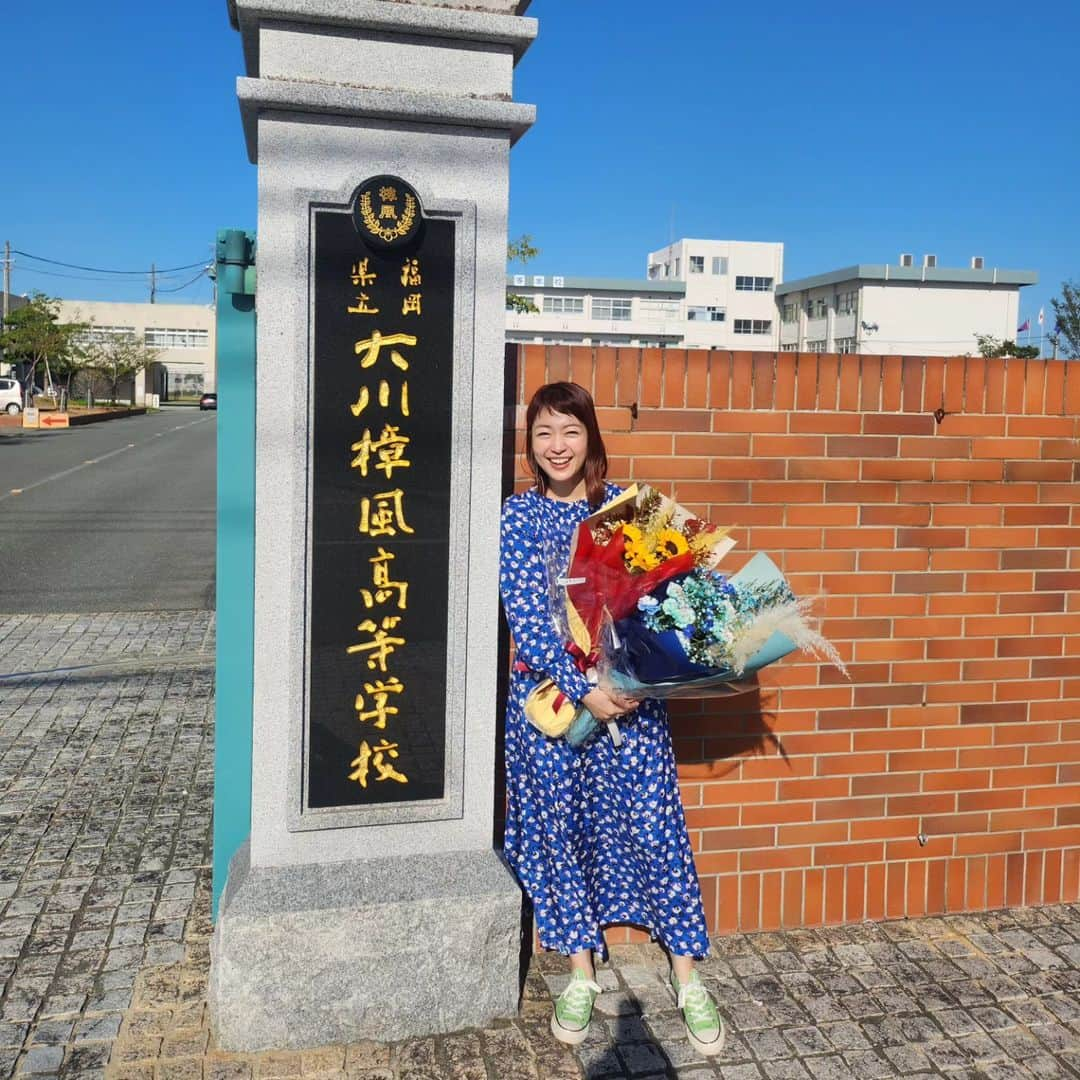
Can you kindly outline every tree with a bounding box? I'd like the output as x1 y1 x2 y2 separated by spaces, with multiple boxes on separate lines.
506 233 540 314
1050 280 1080 358
0 293 87 399
83 334 160 405
974 334 1039 360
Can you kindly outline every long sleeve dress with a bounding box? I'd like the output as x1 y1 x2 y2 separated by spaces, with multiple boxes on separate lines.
499 484 710 959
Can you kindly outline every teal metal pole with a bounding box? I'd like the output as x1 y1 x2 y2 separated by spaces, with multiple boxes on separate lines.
213 228 257 919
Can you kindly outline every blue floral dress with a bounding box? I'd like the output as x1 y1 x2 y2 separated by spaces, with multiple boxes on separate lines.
499 484 710 958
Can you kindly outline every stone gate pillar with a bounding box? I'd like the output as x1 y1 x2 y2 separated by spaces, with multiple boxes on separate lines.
210 0 536 1051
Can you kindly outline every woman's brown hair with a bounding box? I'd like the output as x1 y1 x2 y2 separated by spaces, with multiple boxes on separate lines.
524 381 609 506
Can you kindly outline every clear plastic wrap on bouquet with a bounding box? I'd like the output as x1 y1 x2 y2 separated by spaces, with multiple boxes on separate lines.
520 484 846 750
566 551 845 747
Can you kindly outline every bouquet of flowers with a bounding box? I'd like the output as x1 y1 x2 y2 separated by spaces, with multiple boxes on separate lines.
523 484 845 748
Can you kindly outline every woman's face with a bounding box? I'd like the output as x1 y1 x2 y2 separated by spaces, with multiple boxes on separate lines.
530 407 589 490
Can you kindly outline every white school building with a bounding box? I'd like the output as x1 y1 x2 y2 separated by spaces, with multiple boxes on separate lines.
774 256 1036 356
57 299 216 403
506 239 785 350
506 243 1038 357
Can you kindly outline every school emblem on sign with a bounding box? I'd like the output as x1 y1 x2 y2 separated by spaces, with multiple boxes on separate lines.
352 175 422 250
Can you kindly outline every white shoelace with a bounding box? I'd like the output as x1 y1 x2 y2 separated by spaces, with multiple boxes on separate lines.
677 979 716 1027
557 977 601 1025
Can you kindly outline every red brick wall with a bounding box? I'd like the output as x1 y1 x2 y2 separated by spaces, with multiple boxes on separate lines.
507 344 1080 939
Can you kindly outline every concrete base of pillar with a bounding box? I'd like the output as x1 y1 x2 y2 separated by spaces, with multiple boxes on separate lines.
209 842 523 1051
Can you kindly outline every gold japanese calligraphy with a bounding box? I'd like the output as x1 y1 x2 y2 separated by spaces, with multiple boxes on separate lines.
360 548 408 610
338 179 442 797
354 676 404 729
349 739 408 787
354 330 416 371
358 489 414 537
349 379 409 419
401 258 422 287
346 615 404 672
350 259 377 286
348 293 379 315
350 424 411 479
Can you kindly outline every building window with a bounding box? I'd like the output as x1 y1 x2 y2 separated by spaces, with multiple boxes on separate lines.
592 298 632 321
735 275 774 292
689 255 705 274
144 328 209 349
834 336 857 353
639 299 681 320
73 325 137 346
708 306 725 322
712 256 728 275
806 339 826 351
648 264 661 279
674 258 681 277
687 305 725 322
781 303 798 324
805 298 827 318
733 318 772 335
834 289 857 315
542 296 584 314
780 343 798 351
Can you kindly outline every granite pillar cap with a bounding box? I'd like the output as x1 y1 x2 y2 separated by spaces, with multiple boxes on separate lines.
230 0 538 74
236 77 536 163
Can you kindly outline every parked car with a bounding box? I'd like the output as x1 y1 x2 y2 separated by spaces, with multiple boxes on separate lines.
199 392 218 411
0 377 23 414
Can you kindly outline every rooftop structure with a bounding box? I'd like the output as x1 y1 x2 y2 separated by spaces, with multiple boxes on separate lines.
776 257 1038 356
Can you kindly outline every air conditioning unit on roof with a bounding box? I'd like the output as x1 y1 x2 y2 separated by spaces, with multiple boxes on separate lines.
900 253 913 267
971 256 984 270
923 254 937 268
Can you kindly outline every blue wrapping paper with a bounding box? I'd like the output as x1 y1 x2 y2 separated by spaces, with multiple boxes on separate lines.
565 553 802 747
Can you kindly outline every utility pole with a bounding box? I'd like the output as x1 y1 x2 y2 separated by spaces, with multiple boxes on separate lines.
1 241 9 380
2 240 10 320
150 263 157 304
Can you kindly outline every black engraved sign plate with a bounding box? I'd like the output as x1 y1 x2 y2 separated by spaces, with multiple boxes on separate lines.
307 178 453 808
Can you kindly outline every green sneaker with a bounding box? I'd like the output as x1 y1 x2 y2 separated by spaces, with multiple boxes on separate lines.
550 969 602 1045
671 970 725 1056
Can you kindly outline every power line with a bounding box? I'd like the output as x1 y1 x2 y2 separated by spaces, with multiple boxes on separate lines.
11 249 207 275
156 269 211 294
13 265 173 284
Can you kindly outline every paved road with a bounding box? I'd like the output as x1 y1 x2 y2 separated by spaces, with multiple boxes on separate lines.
0 409 216 614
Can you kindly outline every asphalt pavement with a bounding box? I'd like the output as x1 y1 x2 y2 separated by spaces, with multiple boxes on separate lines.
0 408 216 613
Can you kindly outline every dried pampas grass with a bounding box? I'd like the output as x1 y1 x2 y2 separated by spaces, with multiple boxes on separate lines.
729 598 848 677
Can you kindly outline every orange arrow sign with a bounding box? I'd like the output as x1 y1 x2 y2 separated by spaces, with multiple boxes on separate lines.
39 413 70 428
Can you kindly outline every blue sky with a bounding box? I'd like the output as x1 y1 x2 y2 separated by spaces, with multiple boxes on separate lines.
3 0 1077 337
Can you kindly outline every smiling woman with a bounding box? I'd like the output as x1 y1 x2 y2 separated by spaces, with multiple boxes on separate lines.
524 381 607 505
499 380 725 1057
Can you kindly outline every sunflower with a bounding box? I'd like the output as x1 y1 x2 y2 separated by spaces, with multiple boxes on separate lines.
622 523 660 572
656 528 689 561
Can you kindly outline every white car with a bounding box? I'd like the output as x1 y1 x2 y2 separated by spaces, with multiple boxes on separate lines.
0 377 24 414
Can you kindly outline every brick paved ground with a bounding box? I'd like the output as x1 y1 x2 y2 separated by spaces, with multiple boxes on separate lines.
0 613 214 1080
3 613 1080 1079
